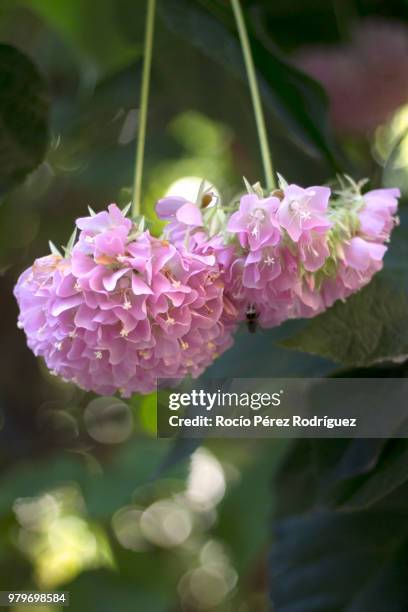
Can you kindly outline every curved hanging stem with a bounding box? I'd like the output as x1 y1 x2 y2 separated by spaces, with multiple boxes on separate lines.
231 0 276 191
132 0 156 217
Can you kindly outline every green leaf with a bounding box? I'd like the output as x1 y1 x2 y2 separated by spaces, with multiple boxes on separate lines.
270 437 408 611
158 0 343 168
0 44 49 192
274 438 387 517
281 277 408 367
337 441 408 512
270 508 408 611
281 211 408 367
22 0 140 79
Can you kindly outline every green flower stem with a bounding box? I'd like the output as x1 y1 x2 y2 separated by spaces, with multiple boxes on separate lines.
132 0 156 217
231 0 276 191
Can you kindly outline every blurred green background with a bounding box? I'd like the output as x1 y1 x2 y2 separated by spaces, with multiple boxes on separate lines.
1 1 408 610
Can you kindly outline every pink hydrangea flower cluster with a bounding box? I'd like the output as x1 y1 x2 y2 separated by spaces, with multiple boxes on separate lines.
14 205 236 396
155 180 400 328
14 178 399 396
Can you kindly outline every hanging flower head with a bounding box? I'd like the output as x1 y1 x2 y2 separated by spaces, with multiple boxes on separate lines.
14 177 400 395
214 178 398 328
14 205 236 396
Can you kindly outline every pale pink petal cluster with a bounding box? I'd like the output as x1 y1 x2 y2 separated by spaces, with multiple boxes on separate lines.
318 187 400 310
156 182 399 329
14 205 236 396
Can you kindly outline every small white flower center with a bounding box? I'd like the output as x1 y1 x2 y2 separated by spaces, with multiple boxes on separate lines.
264 255 276 265
289 195 314 221
248 208 266 237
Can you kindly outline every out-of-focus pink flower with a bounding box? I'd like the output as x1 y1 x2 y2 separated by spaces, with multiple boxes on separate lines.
14 206 236 396
295 18 408 134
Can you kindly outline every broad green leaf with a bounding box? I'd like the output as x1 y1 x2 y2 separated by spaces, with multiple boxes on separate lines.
270 436 408 611
337 441 408 512
0 44 49 192
274 438 387 517
270 508 408 611
158 0 343 168
281 277 408 367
